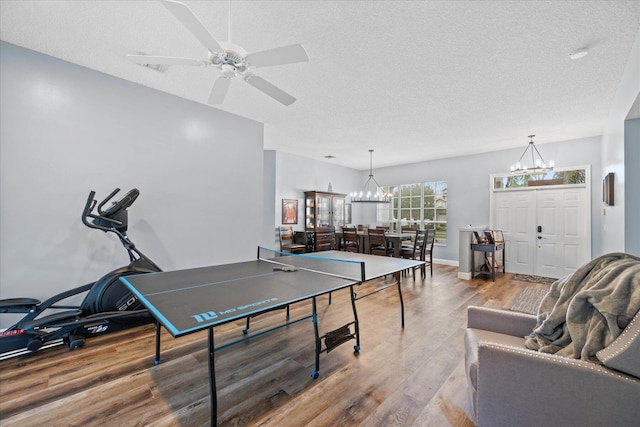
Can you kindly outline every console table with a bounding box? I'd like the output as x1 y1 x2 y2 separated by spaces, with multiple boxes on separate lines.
470 243 505 282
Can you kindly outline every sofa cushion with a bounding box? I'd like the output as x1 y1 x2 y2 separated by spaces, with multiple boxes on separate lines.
464 328 528 391
596 309 640 378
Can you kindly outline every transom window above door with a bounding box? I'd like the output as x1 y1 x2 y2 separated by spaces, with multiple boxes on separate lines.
493 168 587 190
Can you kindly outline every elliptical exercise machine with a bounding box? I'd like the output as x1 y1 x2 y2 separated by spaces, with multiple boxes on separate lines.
0 188 161 358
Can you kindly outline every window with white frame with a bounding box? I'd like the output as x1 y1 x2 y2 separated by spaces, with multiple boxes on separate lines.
378 181 447 244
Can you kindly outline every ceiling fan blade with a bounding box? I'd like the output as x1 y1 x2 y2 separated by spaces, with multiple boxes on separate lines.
208 76 232 104
161 0 223 53
246 44 309 68
126 54 205 66
243 74 296 106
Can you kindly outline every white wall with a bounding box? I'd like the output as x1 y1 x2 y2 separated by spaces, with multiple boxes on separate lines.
365 137 602 263
262 150 277 248
601 28 640 254
270 151 363 247
625 118 640 256
0 42 264 328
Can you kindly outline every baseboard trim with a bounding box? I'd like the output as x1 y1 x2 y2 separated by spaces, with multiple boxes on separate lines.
434 258 458 267
458 271 472 280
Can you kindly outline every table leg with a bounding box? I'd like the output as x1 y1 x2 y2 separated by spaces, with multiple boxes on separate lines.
208 328 218 427
349 285 360 351
395 272 405 327
491 248 495 282
155 321 161 365
471 251 475 279
311 297 320 379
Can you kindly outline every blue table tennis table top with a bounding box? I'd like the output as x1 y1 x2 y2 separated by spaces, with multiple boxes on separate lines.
120 250 422 337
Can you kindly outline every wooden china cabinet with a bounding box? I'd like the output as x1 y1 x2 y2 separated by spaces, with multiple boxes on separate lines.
304 191 346 251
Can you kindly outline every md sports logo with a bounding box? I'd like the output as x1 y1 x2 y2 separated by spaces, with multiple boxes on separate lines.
191 298 278 323
192 311 218 323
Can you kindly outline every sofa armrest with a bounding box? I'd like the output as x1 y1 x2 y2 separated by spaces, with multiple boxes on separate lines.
477 343 640 427
467 306 536 337
597 308 640 378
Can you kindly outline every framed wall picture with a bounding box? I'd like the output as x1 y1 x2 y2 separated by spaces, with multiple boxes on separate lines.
282 199 298 224
603 172 614 206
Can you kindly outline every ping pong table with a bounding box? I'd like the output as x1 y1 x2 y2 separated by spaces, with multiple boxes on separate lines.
120 247 423 426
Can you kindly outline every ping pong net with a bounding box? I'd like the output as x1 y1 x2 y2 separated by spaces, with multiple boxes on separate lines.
257 247 366 283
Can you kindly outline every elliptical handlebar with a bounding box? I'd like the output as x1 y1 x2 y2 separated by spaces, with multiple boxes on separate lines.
82 190 120 232
97 188 123 216
82 188 140 233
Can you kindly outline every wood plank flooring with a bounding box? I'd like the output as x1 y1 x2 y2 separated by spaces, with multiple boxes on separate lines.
0 265 548 427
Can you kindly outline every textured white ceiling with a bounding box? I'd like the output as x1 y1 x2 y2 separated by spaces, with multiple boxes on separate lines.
1 1 639 170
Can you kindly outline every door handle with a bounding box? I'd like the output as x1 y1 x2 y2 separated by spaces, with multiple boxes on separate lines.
538 236 542 239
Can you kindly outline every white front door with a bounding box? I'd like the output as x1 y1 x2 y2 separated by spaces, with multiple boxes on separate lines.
535 189 589 278
492 186 590 278
494 190 535 274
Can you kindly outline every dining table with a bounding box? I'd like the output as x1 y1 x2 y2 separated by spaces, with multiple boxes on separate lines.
384 232 415 257
337 230 414 257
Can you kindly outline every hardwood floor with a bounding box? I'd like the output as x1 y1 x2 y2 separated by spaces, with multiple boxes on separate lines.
0 265 547 427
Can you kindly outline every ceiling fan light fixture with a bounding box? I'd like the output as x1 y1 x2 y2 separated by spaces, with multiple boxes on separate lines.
209 52 223 65
221 64 237 77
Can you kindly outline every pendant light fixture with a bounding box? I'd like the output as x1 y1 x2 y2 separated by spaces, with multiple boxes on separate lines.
350 149 391 203
510 135 555 174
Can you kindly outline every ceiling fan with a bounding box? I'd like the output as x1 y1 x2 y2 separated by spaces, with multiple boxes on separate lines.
127 0 309 106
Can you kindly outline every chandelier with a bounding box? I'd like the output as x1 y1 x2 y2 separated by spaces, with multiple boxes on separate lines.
510 135 554 174
350 149 391 203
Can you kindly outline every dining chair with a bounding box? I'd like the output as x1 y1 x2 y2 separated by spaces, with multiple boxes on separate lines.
424 228 435 276
335 227 345 251
279 226 306 254
418 228 435 277
314 227 335 251
401 229 423 258
368 228 393 256
400 228 419 252
376 225 393 250
401 229 425 279
342 227 359 253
